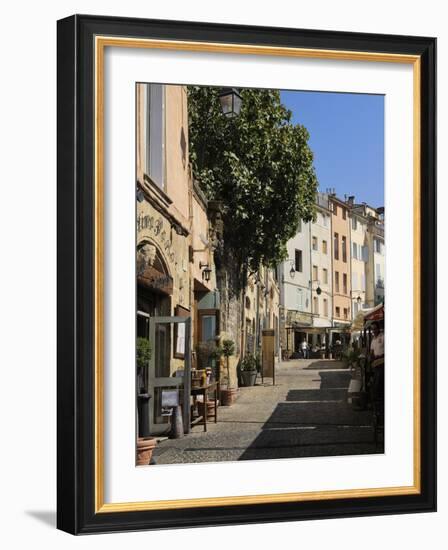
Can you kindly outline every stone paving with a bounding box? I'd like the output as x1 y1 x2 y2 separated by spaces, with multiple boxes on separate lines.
152 359 382 465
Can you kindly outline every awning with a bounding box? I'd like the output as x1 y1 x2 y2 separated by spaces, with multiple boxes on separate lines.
137 266 173 295
351 303 384 330
365 303 384 321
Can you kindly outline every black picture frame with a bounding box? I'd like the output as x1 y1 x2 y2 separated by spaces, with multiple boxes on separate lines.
57 14 436 535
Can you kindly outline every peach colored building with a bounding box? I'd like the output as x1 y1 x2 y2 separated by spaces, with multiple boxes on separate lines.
330 195 352 331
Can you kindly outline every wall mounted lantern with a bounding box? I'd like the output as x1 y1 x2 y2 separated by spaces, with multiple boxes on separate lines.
289 263 296 279
199 261 212 282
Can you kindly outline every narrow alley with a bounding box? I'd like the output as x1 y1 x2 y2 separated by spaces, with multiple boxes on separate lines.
152 359 379 464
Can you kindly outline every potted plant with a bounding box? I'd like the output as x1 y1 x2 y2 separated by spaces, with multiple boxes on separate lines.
219 339 237 406
136 337 156 465
136 436 157 466
196 340 217 371
240 353 258 387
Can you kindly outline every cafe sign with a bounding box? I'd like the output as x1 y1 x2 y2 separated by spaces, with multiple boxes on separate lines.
137 212 176 264
287 310 313 326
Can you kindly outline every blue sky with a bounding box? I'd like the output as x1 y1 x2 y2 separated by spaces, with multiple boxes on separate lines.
280 90 384 208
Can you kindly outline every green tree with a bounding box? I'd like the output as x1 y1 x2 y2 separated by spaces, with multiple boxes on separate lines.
188 87 318 281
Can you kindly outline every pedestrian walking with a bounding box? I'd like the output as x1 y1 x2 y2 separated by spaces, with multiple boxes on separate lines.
300 338 309 359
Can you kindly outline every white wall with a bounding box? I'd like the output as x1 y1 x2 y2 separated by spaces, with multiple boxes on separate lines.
0 1 444 549
283 221 312 312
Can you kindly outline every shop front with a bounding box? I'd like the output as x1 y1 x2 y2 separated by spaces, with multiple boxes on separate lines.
136 199 192 437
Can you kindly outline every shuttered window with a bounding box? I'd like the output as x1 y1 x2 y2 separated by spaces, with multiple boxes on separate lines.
146 84 165 190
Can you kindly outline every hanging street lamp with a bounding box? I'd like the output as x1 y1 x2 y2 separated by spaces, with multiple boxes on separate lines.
218 87 243 118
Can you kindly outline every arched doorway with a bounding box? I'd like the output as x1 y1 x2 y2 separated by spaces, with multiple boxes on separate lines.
136 242 173 436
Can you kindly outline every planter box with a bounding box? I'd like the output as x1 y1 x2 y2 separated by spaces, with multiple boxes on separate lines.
241 370 257 387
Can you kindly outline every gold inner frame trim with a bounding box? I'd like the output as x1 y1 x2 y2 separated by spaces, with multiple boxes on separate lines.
94 35 421 513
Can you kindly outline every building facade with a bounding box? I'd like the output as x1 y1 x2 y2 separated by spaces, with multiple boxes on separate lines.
279 192 385 357
351 202 385 309
136 83 222 434
349 202 369 316
330 195 352 332
309 193 333 347
279 218 313 354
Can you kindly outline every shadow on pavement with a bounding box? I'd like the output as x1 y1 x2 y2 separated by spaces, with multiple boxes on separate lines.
239 370 382 461
303 360 349 370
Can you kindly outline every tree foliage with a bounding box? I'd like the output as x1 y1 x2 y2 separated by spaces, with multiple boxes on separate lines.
187 86 318 275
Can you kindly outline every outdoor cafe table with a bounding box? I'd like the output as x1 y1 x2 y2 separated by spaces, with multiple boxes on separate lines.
190 381 219 432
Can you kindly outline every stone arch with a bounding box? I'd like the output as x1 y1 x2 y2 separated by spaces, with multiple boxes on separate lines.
137 239 173 297
137 238 171 278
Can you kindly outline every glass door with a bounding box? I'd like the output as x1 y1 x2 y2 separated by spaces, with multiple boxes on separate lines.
147 316 191 435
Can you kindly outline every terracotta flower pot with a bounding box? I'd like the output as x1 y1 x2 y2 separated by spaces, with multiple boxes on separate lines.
220 388 238 406
136 436 157 466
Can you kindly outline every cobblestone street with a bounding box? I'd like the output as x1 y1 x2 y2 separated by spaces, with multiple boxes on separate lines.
153 359 380 464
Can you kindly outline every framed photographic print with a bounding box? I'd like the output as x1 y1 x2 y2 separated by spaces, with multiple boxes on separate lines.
57 14 436 534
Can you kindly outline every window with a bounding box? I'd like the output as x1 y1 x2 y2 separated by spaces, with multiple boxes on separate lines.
296 289 303 310
343 273 347 294
342 208 347 220
146 84 165 190
352 242 358 260
313 296 319 314
323 268 328 284
295 249 302 272
376 263 382 278
335 306 341 318
362 245 369 262
323 299 328 317
322 240 328 254
334 232 339 260
335 271 340 293
342 236 347 262
297 219 302 233
323 214 328 227
312 236 318 251
375 239 383 254
344 307 349 319
333 204 338 216
361 273 366 291
352 217 357 230
313 265 318 281
201 315 216 342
